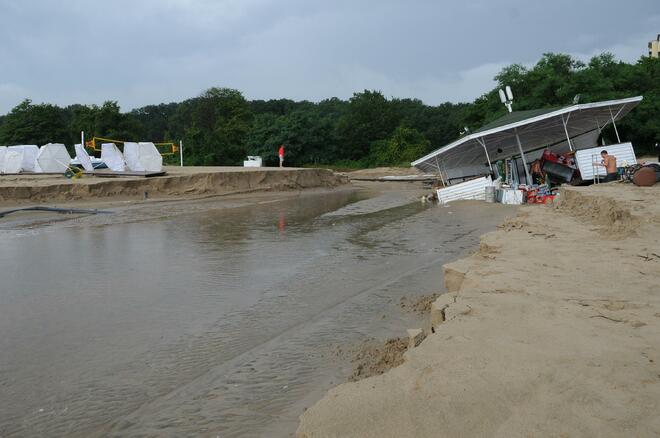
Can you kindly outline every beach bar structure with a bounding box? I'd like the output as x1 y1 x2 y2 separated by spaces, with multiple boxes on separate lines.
412 96 643 186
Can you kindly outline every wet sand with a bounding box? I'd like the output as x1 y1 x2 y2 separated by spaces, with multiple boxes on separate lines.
298 183 660 437
0 182 515 437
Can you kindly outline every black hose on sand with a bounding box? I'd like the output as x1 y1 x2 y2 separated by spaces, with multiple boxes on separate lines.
0 206 112 218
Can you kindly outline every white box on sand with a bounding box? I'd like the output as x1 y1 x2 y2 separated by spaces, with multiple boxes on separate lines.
0 146 6 173
20 145 40 172
4 145 40 172
3 145 39 173
243 156 263 167
3 147 24 173
101 143 127 171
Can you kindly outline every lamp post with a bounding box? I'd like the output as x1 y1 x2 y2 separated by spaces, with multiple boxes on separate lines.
499 86 514 113
500 86 531 184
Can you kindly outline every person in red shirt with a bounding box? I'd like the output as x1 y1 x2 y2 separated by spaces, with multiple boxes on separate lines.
278 144 285 167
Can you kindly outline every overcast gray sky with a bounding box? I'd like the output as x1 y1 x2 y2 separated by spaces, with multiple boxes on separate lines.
0 0 658 113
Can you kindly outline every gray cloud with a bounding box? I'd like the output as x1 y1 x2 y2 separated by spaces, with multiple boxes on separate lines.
0 0 658 113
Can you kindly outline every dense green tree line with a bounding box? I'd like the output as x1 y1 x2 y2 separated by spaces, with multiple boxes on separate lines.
0 53 657 167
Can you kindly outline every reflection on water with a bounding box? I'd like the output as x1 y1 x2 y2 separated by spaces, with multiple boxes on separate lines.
0 191 514 437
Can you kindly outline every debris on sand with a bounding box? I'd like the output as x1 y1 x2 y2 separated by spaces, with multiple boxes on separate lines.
399 293 440 314
349 337 408 382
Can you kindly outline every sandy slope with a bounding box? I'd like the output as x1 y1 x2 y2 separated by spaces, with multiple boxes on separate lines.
298 183 660 437
344 167 423 178
0 166 347 206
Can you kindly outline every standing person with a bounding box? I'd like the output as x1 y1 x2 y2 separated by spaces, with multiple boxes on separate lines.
655 142 659 162
278 144 285 168
598 150 618 182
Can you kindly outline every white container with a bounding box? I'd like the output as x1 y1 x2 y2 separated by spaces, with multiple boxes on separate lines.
497 188 525 205
243 156 263 167
20 145 40 172
4 145 38 173
485 186 496 203
0 146 6 173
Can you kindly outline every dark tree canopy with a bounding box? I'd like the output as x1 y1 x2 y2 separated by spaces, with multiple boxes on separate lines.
0 53 658 167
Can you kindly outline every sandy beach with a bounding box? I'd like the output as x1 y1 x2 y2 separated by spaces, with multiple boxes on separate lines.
3 167 658 437
298 183 660 437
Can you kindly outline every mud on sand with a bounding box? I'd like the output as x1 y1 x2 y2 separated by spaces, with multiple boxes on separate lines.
298 183 660 438
340 338 409 382
399 293 440 314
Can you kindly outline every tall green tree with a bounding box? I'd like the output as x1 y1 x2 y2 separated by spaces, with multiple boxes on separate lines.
0 99 69 145
0 52 657 165
65 101 142 144
337 90 399 159
183 87 252 165
369 126 430 166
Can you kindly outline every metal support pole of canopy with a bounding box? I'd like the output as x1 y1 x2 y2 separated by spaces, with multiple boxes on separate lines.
609 107 621 143
561 114 574 151
595 118 606 146
434 155 447 186
475 137 494 172
439 171 447 187
442 161 451 185
514 128 532 184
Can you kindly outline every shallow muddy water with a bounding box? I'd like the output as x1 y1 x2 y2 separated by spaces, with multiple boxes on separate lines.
0 189 514 437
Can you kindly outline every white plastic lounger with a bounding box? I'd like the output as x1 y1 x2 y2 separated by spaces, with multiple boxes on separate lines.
100 143 127 171
36 143 72 173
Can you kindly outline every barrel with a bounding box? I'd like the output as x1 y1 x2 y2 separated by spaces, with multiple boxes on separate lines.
485 186 496 203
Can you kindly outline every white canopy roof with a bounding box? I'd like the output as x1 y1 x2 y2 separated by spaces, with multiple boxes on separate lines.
412 96 643 176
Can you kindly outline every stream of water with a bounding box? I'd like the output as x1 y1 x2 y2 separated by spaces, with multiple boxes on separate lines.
0 189 514 437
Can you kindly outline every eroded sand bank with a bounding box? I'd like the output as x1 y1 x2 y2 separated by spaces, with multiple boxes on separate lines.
0 166 347 205
298 184 660 437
